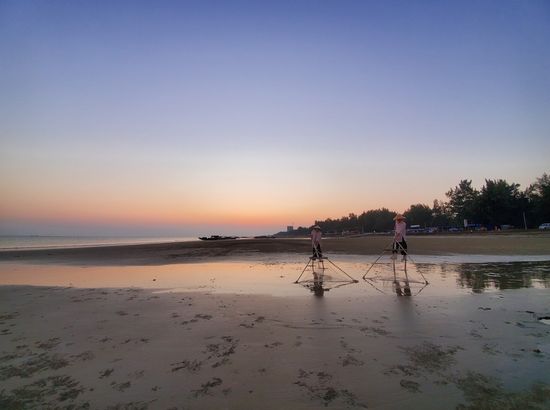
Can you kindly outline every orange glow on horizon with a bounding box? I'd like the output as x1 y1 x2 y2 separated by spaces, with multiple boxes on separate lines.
1 202 317 229
1 172 417 231
0 193 413 229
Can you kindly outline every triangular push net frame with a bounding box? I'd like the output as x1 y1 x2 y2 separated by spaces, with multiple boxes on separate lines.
362 241 429 296
294 252 358 295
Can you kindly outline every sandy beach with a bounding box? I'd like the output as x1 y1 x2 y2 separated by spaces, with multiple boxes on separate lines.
1 232 550 266
1 281 549 409
1 234 549 409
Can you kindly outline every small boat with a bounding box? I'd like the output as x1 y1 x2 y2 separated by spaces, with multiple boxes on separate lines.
198 235 238 241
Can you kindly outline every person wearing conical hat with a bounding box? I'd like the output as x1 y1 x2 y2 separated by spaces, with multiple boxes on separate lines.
310 225 323 259
392 214 408 261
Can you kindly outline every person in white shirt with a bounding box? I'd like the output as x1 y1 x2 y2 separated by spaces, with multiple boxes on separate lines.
311 225 323 259
392 214 408 261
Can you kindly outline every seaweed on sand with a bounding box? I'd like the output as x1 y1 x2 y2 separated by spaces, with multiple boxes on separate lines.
456 371 550 410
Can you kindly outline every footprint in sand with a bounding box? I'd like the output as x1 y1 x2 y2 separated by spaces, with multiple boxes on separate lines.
191 377 223 398
360 326 391 338
1 353 70 379
264 341 283 349
294 369 367 408
339 339 359 353
401 342 461 373
73 351 94 361
202 336 238 368
0 312 19 323
129 370 145 379
36 338 61 350
385 364 419 377
0 374 84 407
99 368 114 379
111 381 131 391
171 359 202 373
342 354 365 367
400 379 420 392
181 314 212 326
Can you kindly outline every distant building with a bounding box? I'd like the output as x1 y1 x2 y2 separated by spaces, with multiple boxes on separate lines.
287 226 294 232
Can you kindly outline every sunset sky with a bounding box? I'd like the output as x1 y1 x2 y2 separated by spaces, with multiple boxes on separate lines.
1 1 549 236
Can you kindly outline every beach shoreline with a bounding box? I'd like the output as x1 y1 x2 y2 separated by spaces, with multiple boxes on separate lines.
1 232 550 266
1 236 549 408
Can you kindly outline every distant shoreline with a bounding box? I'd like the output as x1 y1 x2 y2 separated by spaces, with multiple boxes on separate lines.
1 232 549 266
0 235 199 251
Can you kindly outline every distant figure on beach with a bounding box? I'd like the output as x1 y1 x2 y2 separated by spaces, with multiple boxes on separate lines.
392 214 407 261
311 225 323 259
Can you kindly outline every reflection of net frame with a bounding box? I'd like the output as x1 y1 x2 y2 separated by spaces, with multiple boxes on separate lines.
363 260 429 296
362 240 429 296
294 255 358 293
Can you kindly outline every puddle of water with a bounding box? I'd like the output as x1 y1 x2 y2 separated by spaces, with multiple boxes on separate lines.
0 255 549 297
450 260 550 292
409 254 550 264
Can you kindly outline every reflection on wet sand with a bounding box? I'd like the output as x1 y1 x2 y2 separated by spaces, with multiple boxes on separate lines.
1 254 550 410
312 271 324 297
294 256 358 297
392 280 411 296
392 259 411 296
0 258 549 297
363 256 430 296
454 261 550 292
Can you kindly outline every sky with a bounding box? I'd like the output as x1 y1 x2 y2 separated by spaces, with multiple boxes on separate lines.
1 0 549 236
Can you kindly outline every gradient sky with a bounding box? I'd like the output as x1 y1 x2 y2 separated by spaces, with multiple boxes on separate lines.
1 0 549 236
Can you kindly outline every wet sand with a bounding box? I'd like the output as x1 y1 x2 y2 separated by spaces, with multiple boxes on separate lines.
1 234 549 409
1 281 549 409
1 232 550 266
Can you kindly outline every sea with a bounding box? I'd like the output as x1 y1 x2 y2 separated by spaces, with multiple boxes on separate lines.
0 236 199 250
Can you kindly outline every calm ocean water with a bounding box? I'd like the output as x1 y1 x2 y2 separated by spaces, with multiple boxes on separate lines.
0 236 198 250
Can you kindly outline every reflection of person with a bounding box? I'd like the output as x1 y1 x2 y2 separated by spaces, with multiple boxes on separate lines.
393 279 411 296
403 281 411 296
392 214 407 261
312 271 324 296
311 225 323 259
394 280 402 296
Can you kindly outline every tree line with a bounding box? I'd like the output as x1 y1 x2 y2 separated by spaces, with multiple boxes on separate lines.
299 173 550 234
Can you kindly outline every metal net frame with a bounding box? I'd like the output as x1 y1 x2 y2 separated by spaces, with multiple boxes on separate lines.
294 255 358 294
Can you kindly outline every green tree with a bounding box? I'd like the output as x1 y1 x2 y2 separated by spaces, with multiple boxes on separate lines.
315 218 339 234
343 213 359 232
309 173 549 234
478 179 523 227
446 180 480 224
526 173 550 226
404 204 433 227
358 208 396 232
432 199 453 227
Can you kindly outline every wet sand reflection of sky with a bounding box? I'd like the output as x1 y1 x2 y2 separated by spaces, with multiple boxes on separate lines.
0 256 549 297
453 261 550 292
